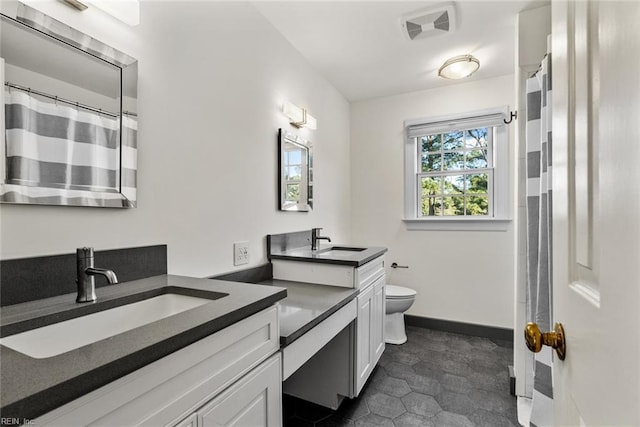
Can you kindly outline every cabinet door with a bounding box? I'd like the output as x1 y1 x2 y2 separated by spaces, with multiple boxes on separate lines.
199 353 282 427
372 275 386 365
172 413 197 427
355 283 374 395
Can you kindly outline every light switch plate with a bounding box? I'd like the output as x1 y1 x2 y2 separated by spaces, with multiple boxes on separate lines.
233 241 249 266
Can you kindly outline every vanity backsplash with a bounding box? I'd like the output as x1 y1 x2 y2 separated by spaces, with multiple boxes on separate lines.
1 245 167 306
266 230 314 258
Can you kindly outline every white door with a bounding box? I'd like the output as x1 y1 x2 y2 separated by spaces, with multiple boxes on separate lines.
551 1 640 425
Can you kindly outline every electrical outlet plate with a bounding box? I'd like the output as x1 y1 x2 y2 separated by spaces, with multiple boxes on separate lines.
233 241 249 266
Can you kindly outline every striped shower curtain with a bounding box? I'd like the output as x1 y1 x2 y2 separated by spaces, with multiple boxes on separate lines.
526 44 553 427
4 89 119 191
121 113 138 203
2 88 137 206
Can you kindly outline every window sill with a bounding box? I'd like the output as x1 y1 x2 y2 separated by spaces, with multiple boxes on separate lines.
402 217 512 231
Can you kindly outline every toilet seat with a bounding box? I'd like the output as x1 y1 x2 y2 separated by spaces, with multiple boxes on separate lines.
385 285 416 299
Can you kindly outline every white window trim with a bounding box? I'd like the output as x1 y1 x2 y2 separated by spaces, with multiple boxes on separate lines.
403 106 512 231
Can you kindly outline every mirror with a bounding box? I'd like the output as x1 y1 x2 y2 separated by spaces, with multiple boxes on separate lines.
278 128 312 212
0 3 138 208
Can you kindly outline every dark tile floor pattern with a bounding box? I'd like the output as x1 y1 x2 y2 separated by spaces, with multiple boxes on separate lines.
284 325 519 427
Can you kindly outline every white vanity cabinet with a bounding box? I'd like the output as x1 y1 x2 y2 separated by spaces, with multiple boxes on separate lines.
272 255 386 396
35 306 281 427
355 274 385 395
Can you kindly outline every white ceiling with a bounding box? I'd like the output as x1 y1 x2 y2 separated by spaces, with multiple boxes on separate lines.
253 1 547 102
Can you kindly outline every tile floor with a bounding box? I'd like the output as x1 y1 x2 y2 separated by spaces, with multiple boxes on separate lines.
283 325 519 427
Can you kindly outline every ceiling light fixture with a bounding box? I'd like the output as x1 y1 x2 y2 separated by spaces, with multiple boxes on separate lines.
438 54 480 79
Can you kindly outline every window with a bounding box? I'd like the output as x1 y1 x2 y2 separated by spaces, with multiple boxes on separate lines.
404 107 511 230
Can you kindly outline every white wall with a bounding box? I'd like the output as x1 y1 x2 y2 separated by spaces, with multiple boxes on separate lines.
0 2 352 278
350 74 516 328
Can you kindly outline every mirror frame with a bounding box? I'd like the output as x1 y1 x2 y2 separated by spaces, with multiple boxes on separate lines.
0 2 138 208
278 128 313 212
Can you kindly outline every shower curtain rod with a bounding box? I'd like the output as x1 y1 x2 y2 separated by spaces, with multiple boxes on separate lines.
4 81 119 118
530 67 542 78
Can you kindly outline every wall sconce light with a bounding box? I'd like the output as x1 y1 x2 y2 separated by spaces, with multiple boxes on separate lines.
438 54 480 79
63 0 89 11
283 101 317 130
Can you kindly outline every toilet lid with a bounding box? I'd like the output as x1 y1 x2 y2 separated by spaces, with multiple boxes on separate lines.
386 285 417 298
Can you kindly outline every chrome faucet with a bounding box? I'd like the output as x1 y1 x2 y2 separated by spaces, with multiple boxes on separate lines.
311 228 331 251
76 247 118 303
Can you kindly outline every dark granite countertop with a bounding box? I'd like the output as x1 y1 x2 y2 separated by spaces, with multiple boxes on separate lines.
258 279 358 347
269 244 387 267
0 274 286 422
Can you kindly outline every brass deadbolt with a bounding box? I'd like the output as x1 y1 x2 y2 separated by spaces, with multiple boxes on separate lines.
524 322 566 361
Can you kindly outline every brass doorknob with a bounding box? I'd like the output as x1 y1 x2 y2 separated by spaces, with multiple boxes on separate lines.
524 322 566 361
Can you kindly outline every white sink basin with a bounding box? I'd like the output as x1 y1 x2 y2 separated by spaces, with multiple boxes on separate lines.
315 247 366 258
0 293 212 359
315 246 367 258
316 250 360 258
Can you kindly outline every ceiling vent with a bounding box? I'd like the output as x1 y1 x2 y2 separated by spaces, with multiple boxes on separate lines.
401 3 456 41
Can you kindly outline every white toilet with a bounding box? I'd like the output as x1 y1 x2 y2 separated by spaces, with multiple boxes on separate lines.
384 285 417 345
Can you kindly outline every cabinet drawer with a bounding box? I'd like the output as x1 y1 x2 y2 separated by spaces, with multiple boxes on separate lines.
355 256 384 290
272 260 354 288
273 255 385 289
36 307 279 426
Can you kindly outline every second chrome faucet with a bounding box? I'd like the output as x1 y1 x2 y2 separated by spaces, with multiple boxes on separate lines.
311 227 331 251
76 247 118 303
